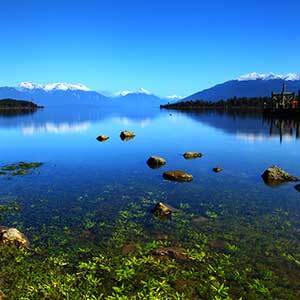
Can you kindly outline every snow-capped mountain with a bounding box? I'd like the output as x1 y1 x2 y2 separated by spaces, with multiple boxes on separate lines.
18 82 91 92
114 88 152 97
183 72 300 102
0 83 168 108
237 72 300 81
112 88 166 108
0 82 107 106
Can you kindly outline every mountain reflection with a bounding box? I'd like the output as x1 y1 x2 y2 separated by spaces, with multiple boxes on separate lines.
22 122 91 135
1 106 300 142
172 109 300 143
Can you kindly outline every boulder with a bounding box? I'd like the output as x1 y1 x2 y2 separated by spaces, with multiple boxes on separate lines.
213 167 223 173
96 135 109 142
0 227 29 248
262 166 298 185
120 131 135 141
183 152 202 159
163 170 193 182
152 202 176 218
152 247 187 260
147 156 166 169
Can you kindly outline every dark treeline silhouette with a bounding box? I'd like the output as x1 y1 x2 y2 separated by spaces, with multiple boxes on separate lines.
161 96 272 110
0 98 42 109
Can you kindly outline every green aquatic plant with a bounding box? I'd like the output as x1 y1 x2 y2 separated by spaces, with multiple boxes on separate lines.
206 211 218 219
248 279 271 297
0 188 300 299
1 162 43 177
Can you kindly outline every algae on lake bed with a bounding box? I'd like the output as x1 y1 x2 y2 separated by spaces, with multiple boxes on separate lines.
0 109 300 299
0 187 299 300
1 162 43 177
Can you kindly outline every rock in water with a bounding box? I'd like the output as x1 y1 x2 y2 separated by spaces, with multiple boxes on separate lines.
121 243 137 255
262 166 298 186
147 156 166 169
183 152 202 159
213 167 223 173
163 170 193 182
120 131 135 141
294 184 300 192
152 247 187 260
152 202 175 217
96 135 109 142
0 227 29 248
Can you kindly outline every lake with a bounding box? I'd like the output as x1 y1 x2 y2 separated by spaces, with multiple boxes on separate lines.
0 106 300 299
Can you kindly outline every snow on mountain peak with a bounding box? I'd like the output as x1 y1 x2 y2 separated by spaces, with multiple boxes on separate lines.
237 72 300 81
115 88 152 97
18 82 91 92
19 82 42 90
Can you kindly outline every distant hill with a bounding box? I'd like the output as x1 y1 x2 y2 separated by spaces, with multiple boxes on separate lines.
113 89 167 108
183 73 300 102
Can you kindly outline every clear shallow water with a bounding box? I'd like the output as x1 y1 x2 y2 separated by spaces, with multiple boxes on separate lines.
0 106 300 298
1 107 300 212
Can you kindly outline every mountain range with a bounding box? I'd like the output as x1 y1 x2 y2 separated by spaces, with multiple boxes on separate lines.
1 73 300 107
0 82 168 107
183 73 300 102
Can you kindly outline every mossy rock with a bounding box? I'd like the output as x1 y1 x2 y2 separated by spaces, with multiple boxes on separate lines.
183 152 203 159
163 170 193 182
120 131 135 141
97 135 109 142
147 156 166 169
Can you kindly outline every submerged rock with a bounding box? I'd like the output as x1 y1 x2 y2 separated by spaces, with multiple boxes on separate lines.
121 243 137 255
294 184 300 192
183 152 202 159
152 247 187 260
0 227 29 248
213 167 223 173
147 156 166 169
96 135 109 142
120 130 135 141
163 170 193 182
262 166 298 186
209 240 226 251
152 202 176 218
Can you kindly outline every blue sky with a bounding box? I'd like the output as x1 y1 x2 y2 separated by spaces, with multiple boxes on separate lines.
1 0 300 97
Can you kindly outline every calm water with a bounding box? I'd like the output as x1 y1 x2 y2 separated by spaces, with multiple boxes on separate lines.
1 107 300 224
1 106 300 297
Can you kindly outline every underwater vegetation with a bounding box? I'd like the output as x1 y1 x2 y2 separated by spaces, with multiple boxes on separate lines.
0 186 300 299
0 162 43 177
